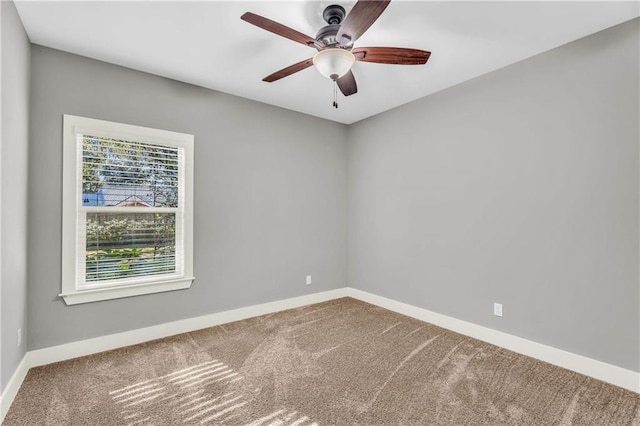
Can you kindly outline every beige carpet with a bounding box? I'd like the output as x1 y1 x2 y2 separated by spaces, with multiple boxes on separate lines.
4 297 639 425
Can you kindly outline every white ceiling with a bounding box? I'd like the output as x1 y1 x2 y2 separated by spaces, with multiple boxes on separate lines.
14 1 639 124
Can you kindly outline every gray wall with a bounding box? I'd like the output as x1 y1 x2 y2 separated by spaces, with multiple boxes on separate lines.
1 0 30 392
28 46 347 350
348 19 640 372
17 13 640 375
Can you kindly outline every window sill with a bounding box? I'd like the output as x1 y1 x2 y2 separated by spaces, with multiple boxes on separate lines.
59 277 195 305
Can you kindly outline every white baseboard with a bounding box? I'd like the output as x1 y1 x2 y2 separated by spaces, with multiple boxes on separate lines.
0 354 29 423
345 287 640 394
1 285 637 422
28 288 349 367
1 287 348 420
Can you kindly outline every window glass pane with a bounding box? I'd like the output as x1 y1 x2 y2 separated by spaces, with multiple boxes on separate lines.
86 212 176 283
82 135 179 208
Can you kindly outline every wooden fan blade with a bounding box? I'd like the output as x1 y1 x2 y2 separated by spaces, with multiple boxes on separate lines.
352 47 431 65
337 70 358 96
336 0 391 47
241 12 322 49
263 58 315 83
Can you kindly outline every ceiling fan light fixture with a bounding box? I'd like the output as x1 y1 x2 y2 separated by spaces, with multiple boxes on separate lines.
313 48 355 81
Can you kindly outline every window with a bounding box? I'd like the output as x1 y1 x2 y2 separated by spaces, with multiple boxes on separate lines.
61 115 194 305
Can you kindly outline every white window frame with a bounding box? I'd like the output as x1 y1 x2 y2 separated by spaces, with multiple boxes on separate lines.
61 114 194 305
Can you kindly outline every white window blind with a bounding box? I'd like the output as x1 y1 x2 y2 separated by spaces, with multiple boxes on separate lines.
80 135 185 287
62 115 194 305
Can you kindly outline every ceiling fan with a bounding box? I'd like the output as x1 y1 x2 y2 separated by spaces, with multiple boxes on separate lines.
241 0 431 107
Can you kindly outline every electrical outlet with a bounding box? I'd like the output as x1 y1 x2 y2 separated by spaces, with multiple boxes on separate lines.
306 275 312 285
17 328 22 347
493 303 503 317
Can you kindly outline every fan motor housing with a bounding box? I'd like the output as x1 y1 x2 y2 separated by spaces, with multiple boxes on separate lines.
316 24 341 47
316 4 346 47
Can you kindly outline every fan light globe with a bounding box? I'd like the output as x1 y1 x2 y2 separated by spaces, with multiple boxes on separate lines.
313 48 356 81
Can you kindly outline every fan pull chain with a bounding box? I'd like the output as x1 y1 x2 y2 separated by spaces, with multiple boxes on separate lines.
333 80 339 109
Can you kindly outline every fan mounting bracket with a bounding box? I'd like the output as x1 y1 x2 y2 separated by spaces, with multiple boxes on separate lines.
322 4 346 25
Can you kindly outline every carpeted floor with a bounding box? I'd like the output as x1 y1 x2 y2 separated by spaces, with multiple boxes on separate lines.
4 297 640 425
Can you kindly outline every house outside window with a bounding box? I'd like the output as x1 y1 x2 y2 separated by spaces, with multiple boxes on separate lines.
61 115 194 305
